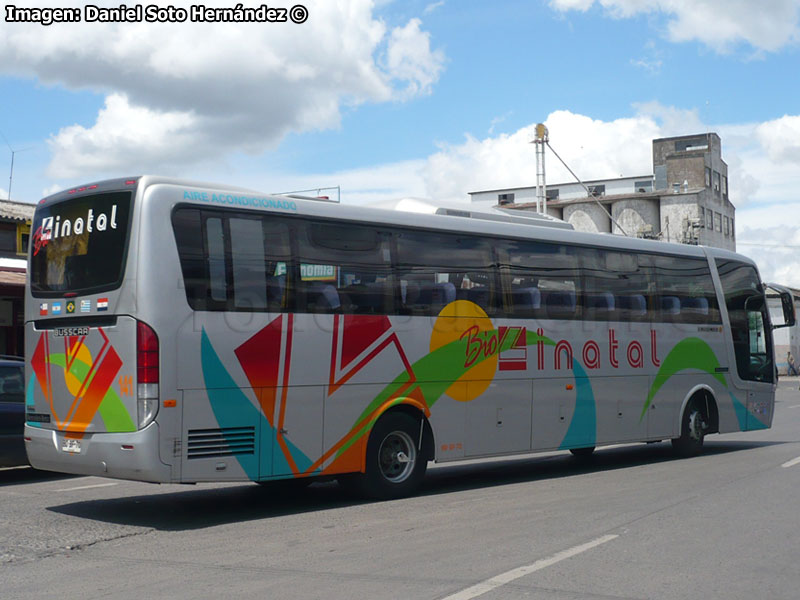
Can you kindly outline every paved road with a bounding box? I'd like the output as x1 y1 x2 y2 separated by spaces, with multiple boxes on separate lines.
3 379 800 599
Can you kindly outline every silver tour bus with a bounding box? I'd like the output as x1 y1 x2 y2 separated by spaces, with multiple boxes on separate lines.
24 176 795 498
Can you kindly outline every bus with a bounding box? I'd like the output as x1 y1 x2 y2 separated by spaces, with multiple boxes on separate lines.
24 176 795 498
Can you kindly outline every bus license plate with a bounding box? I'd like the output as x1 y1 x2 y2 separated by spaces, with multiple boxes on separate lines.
62 439 82 454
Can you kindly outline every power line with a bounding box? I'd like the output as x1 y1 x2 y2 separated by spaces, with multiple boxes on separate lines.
544 140 629 236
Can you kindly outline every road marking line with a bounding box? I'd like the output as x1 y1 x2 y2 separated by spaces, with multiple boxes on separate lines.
56 482 119 492
788 405 800 409
781 456 800 469
441 534 619 600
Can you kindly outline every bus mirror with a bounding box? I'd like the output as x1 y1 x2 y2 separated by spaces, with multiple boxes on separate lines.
766 283 796 329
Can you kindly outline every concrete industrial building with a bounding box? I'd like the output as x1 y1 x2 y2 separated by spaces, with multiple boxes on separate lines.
469 132 736 251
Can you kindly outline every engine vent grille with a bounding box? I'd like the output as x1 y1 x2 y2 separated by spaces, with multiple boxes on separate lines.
187 426 255 460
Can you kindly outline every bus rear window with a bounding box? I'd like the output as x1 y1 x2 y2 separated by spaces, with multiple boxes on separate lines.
30 191 133 296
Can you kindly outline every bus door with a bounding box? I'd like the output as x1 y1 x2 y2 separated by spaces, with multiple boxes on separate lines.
716 260 775 430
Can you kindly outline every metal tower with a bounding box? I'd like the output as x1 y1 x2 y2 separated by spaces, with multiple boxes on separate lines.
532 123 548 214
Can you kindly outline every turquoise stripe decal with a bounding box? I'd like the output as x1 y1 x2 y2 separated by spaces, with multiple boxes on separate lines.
559 361 597 450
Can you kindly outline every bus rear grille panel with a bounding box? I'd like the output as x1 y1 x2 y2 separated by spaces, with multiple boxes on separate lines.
187 426 255 459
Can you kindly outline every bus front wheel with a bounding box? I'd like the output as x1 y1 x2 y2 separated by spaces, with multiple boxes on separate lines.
672 399 707 457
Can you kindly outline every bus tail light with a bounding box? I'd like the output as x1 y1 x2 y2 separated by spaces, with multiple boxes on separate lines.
136 320 159 429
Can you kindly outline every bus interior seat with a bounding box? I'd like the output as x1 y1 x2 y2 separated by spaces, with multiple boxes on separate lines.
585 292 615 314
308 283 340 312
265 276 286 306
511 287 541 313
417 282 456 311
545 290 576 319
401 281 420 307
355 281 389 313
681 296 709 315
616 294 647 317
660 295 680 315
466 287 490 307
64 255 93 288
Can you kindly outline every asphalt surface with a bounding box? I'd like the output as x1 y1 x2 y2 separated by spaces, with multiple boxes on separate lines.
2 378 800 599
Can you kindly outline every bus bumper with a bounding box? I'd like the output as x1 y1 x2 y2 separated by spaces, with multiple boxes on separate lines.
24 422 171 483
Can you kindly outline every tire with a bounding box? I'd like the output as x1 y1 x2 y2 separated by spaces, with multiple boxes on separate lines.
569 446 595 458
347 412 428 500
672 398 707 457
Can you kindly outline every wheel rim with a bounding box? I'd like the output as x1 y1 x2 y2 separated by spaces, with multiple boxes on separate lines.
378 430 416 483
688 410 705 442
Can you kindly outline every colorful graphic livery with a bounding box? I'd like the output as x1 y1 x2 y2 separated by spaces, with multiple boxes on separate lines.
24 176 794 498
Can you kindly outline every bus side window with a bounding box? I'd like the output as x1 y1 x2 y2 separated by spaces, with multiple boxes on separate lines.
653 255 720 324
497 239 579 320
295 220 393 315
395 230 495 316
172 208 215 310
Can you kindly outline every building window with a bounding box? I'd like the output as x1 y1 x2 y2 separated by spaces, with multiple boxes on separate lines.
497 193 515 205
715 212 722 232
0 223 16 254
713 171 721 193
634 180 653 193
724 216 730 236
731 218 735 240
16 223 30 256
706 210 714 230
700 207 706 227
705 167 711 188
675 137 708 152
587 185 605 197
546 188 559 201
722 176 728 199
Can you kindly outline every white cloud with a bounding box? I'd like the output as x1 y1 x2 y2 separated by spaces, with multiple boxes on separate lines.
47 94 200 178
423 110 661 202
549 0 800 53
423 1 446 15
0 0 445 176
755 115 800 165
383 18 446 99
737 222 800 288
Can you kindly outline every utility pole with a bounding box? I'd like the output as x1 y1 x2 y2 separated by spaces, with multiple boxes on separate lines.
0 130 31 201
531 123 548 214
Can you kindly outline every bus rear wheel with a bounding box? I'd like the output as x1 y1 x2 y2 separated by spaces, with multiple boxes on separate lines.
672 399 707 457
348 412 427 500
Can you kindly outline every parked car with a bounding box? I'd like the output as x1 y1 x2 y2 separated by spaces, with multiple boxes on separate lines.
0 357 27 467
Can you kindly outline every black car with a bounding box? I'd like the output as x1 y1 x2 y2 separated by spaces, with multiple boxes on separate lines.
0 357 27 467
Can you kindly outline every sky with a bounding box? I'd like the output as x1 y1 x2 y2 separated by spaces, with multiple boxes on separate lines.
1 0 799 285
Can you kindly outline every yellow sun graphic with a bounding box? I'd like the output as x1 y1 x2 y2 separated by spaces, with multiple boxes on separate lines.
429 300 497 402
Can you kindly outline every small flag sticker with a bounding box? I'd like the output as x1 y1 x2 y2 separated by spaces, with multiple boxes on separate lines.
97 298 108 312
66 301 75 314
80 299 91 313
39 303 48 316
52 302 62 315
